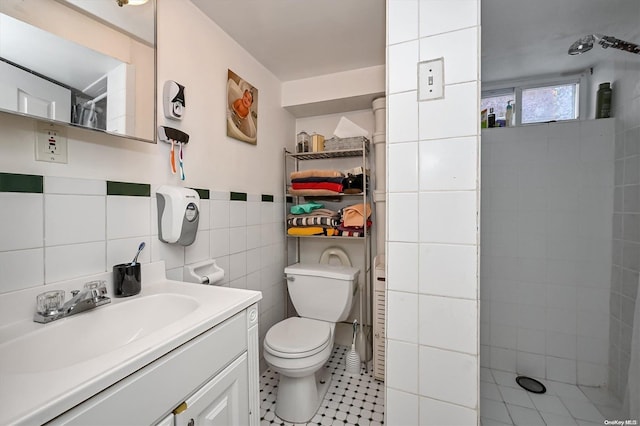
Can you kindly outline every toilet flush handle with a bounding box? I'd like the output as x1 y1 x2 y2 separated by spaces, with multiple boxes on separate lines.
284 275 295 281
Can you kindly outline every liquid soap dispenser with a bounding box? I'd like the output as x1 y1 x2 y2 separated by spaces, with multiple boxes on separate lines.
156 185 199 246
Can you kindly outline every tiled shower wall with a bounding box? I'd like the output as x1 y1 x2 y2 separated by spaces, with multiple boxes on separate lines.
386 0 481 424
0 173 286 368
609 53 640 399
481 120 615 387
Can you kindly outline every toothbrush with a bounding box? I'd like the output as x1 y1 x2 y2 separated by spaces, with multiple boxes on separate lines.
169 139 177 174
178 142 185 180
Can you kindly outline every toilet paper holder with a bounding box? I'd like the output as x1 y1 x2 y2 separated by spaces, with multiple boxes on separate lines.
184 260 224 285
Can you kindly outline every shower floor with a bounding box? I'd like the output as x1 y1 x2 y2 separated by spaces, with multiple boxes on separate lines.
260 345 384 426
481 367 623 426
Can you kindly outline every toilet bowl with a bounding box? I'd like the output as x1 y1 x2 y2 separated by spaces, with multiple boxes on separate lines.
263 263 359 423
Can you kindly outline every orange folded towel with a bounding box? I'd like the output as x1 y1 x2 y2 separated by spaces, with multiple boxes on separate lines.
342 203 371 227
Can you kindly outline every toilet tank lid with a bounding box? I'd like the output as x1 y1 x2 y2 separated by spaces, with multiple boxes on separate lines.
285 263 360 281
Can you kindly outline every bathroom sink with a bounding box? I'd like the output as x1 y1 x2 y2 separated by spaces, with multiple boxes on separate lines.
0 293 199 374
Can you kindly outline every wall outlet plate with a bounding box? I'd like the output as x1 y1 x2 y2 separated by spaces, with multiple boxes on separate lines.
418 58 445 101
36 123 68 163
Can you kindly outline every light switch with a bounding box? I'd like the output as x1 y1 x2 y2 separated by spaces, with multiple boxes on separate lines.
418 58 444 101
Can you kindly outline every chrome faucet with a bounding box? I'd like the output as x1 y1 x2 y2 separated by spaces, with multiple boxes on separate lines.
34 280 111 323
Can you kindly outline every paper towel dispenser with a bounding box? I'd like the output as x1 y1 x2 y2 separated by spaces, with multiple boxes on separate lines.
156 185 199 245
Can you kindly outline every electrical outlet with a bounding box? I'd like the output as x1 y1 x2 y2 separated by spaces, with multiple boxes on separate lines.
418 58 444 101
36 123 68 163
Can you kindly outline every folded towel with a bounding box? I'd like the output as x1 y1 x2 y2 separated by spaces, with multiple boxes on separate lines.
337 220 372 232
290 169 344 180
287 227 337 236
335 229 365 237
288 189 342 196
287 216 340 228
342 203 372 227
290 201 324 215
291 182 344 192
291 176 345 184
287 209 338 219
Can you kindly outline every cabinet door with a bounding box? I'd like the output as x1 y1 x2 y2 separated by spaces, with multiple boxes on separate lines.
175 353 249 426
155 413 174 426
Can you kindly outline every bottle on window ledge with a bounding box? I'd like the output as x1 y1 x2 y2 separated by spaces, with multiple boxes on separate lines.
488 108 496 128
505 100 514 127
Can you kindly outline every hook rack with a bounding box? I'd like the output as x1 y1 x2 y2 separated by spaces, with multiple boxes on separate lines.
158 126 190 180
158 126 189 144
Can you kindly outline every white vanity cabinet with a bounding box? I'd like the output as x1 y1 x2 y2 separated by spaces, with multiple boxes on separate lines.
47 303 260 426
174 354 249 426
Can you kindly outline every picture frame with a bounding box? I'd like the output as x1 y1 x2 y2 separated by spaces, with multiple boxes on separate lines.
226 69 258 145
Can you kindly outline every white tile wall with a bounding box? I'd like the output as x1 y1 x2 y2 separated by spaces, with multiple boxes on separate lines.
419 136 477 190
386 0 481 423
386 389 419 426
45 195 105 246
420 396 477 426
0 249 44 292
0 193 43 251
419 346 478 409
386 340 419 393
609 49 640 398
0 176 286 372
389 40 419 94
481 120 614 388
419 243 477 299
106 196 151 240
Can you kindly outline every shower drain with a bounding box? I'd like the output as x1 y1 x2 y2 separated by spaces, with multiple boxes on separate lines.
515 376 546 394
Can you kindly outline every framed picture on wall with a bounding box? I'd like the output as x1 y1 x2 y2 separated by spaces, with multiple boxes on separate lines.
226 69 258 145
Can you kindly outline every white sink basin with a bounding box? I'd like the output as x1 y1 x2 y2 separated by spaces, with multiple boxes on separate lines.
0 262 261 426
0 293 199 373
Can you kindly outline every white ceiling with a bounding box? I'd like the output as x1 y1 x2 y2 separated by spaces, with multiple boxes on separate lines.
191 0 385 82
60 0 155 46
192 0 639 85
481 0 640 84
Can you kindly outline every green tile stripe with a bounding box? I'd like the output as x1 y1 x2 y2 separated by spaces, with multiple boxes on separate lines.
0 172 43 193
230 191 247 201
261 194 274 202
191 188 210 200
107 181 150 197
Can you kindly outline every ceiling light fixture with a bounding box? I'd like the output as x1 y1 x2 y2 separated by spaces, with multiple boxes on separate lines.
116 0 149 7
568 33 640 55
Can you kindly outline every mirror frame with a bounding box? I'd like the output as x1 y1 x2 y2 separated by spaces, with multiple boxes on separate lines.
0 0 157 144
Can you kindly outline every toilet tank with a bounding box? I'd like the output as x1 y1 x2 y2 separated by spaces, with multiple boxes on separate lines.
285 263 359 322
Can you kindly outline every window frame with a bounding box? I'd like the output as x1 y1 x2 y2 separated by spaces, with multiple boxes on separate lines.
482 71 588 126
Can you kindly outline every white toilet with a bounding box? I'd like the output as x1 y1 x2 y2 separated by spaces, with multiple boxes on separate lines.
263 262 359 423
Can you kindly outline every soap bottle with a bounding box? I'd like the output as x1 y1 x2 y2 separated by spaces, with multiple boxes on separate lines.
488 108 496 128
596 82 612 119
505 100 514 127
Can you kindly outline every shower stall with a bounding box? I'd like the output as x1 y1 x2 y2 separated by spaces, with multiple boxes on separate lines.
479 2 640 423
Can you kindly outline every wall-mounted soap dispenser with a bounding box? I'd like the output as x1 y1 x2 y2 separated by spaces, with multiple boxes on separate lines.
156 185 199 246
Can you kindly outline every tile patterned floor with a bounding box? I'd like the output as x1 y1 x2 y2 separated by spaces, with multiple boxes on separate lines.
260 345 385 426
481 367 623 426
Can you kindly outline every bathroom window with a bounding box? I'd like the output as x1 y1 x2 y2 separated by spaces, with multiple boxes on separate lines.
481 90 514 121
482 73 585 126
519 82 579 124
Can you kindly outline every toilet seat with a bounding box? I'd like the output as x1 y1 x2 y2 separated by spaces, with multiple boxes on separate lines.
319 247 352 267
264 317 331 359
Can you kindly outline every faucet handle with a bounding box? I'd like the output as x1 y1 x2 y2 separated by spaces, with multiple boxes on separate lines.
71 290 80 297
84 280 109 300
36 290 65 315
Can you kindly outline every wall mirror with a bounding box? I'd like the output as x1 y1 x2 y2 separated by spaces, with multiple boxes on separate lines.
0 0 156 143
